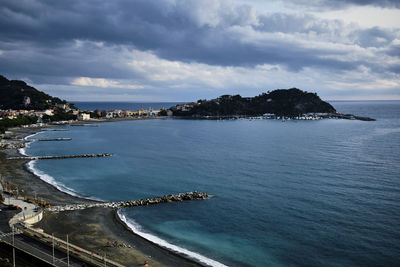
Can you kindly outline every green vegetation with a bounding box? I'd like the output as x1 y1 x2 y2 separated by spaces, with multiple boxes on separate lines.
0 75 74 110
0 116 38 133
172 88 336 117
42 111 77 123
89 111 100 119
159 109 168 116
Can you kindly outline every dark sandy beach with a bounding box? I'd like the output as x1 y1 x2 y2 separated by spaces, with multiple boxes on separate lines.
0 126 202 267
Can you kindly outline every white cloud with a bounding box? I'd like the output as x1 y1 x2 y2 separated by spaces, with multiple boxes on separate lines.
71 77 144 89
311 6 400 28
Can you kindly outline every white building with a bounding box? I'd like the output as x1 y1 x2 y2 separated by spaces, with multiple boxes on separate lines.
78 113 91 120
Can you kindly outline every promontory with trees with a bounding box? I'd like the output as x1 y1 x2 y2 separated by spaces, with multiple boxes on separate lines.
168 88 375 121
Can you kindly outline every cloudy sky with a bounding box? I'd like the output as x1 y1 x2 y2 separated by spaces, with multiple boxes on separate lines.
1 0 399 101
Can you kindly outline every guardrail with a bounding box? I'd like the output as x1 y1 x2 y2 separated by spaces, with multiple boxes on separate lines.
24 226 124 267
0 238 56 267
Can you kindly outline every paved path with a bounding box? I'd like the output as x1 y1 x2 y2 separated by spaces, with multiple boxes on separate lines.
0 183 39 226
0 183 123 266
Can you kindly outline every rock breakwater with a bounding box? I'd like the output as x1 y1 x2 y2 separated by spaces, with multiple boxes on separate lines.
35 138 72 141
7 153 112 160
48 191 209 212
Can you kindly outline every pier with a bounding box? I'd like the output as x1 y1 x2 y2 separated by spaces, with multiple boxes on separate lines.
70 124 99 127
47 191 209 212
7 153 112 160
34 138 72 141
42 129 69 131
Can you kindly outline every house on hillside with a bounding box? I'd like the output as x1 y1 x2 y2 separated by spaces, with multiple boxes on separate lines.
78 113 90 121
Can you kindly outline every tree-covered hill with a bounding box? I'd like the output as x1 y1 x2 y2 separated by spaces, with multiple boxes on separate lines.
171 88 336 117
0 75 72 110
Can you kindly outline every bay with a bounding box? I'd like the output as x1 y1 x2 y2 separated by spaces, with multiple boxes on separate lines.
25 101 400 266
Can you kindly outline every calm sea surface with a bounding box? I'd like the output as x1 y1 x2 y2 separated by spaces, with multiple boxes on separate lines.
25 101 400 266
73 101 182 111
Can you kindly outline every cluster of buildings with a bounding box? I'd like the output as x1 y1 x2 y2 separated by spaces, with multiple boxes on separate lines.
0 102 77 120
173 102 196 112
0 109 52 120
0 106 167 122
89 108 164 120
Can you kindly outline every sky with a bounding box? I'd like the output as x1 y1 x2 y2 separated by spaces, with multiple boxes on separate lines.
0 0 399 102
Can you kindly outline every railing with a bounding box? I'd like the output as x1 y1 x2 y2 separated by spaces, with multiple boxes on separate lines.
24 226 124 267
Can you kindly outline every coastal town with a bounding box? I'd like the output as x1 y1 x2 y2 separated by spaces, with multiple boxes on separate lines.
0 97 168 122
0 98 174 139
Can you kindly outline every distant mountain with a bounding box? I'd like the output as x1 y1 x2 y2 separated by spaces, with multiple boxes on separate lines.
0 75 73 110
171 88 337 117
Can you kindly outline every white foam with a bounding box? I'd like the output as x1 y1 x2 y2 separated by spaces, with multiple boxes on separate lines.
19 132 42 156
118 211 228 267
21 131 104 201
18 147 27 156
26 161 105 201
27 160 81 197
24 132 41 141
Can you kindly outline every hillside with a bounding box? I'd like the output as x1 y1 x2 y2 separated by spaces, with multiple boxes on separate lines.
0 75 72 110
171 88 337 117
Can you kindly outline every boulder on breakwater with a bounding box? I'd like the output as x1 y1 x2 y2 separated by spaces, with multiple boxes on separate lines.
47 191 209 212
36 138 72 141
7 153 112 160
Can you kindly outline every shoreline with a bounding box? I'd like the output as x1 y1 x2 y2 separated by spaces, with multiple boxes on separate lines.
0 123 207 266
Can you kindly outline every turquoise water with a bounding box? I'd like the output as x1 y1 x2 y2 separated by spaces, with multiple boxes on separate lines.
25 101 400 266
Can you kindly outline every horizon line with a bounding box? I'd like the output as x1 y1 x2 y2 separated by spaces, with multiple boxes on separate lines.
69 99 400 103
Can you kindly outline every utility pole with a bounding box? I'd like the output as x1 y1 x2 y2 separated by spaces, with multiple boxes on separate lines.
52 233 55 265
12 226 15 267
67 234 70 267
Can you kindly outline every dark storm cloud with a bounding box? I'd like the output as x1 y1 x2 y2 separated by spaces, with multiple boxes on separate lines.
353 27 395 48
0 40 137 79
0 0 398 83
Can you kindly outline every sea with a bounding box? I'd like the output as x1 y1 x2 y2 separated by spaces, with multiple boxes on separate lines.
22 101 400 266
73 101 182 111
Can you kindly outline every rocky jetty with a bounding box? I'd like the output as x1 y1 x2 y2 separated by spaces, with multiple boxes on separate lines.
329 113 375 121
70 124 99 127
42 129 69 131
7 153 112 160
35 138 72 141
47 191 209 212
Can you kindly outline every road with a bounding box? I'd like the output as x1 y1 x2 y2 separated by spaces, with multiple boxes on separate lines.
1 229 92 267
0 202 96 266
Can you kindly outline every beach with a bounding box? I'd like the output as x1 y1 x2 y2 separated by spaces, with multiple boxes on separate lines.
0 125 203 267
